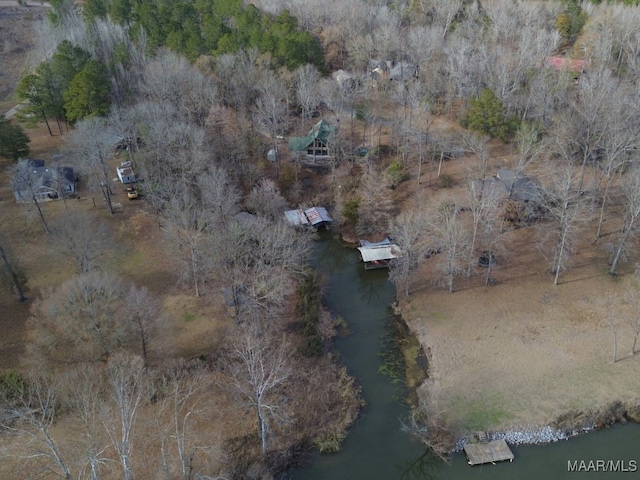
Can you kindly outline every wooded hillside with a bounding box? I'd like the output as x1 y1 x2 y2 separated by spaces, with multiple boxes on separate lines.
2 0 640 476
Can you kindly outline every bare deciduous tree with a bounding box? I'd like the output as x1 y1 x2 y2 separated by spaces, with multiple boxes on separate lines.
140 49 218 127
540 162 589 285
356 171 395 236
50 211 112 274
0 241 27 302
594 128 637 240
228 326 292 454
465 176 503 278
245 179 288 222
8 159 51 233
293 64 321 131
609 167 640 276
66 117 117 214
388 208 430 297
253 71 289 178
215 217 311 324
0 375 74 480
197 166 241 225
161 189 213 298
156 360 217 480
27 272 167 369
104 353 148 480
432 201 471 293
59 365 110 480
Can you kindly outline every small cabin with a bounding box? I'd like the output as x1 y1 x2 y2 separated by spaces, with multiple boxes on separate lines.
288 120 336 166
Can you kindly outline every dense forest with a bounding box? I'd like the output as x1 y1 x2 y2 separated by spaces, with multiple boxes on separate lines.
2 0 640 477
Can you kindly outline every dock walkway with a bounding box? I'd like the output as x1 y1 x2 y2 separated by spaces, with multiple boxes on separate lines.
463 437 514 466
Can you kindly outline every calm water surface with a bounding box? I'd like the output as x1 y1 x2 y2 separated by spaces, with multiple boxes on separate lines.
289 233 640 480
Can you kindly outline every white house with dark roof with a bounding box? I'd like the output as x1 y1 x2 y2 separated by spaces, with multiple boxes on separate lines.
13 159 76 202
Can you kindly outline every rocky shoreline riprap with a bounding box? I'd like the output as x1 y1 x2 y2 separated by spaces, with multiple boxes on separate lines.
453 400 640 452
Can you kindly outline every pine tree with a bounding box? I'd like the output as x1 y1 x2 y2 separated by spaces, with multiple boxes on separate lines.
0 118 30 161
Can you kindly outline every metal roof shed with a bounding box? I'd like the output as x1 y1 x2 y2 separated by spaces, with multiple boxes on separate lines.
357 244 400 269
284 209 310 226
304 207 333 226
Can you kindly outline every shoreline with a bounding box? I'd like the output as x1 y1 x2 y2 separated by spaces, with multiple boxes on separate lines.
394 301 640 455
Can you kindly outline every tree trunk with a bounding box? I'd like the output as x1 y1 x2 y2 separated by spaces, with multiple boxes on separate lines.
0 245 26 302
257 403 268 454
42 427 74 480
101 183 114 214
595 175 613 241
609 221 634 276
553 227 568 285
32 195 50 233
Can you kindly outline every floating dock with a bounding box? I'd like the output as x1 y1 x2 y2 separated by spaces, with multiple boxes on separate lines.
463 437 514 466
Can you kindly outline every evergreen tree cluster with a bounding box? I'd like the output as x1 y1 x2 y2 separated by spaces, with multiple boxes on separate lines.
82 0 324 70
0 118 30 161
17 41 110 131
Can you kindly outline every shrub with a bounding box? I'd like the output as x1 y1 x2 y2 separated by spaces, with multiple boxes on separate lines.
279 163 295 191
385 160 406 189
0 370 26 404
463 88 518 141
295 270 323 357
342 197 360 225
437 174 454 188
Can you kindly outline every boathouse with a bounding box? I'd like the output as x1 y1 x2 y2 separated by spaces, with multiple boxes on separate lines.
284 206 333 228
357 238 400 269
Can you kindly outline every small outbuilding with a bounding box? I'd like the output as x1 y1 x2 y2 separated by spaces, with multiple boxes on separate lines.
284 206 333 228
357 238 400 269
116 161 136 184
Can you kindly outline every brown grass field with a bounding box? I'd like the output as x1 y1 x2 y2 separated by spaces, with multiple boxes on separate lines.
0 124 230 372
394 139 640 435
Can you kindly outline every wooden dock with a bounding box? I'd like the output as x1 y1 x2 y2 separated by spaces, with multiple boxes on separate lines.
463 438 514 466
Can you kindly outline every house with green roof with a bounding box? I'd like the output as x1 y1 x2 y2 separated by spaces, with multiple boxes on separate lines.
288 119 337 165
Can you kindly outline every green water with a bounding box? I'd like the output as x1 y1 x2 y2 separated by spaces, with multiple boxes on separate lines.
288 233 640 480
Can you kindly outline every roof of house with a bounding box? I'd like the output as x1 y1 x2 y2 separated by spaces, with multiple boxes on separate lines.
359 237 392 248
32 166 75 188
369 60 418 81
288 120 336 152
14 165 75 198
26 159 45 168
389 62 418 81
496 169 541 202
472 169 541 203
